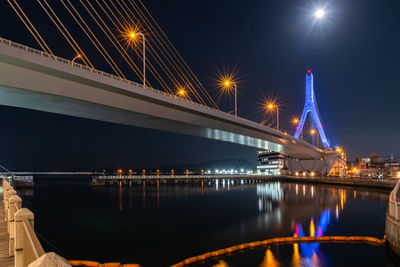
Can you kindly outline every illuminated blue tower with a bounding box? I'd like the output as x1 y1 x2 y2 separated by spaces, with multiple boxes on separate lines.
294 69 330 148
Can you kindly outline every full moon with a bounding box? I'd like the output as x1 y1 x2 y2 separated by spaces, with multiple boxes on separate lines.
315 9 325 19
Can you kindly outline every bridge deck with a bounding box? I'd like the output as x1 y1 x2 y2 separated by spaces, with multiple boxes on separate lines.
0 188 13 267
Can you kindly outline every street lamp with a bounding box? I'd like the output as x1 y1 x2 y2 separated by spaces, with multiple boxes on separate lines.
129 32 146 87
222 79 238 117
266 103 279 130
292 118 299 136
310 129 319 147
72 54 81 64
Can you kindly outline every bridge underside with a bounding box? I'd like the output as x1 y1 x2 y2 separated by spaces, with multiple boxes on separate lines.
0 40 324 159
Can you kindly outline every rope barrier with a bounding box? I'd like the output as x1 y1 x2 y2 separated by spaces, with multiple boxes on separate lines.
170 235 386 267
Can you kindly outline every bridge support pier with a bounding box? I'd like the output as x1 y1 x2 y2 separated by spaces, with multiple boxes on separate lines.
286 156 345 177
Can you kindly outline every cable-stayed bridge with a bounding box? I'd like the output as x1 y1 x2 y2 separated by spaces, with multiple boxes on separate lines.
0 1 346 175
0 37 328 159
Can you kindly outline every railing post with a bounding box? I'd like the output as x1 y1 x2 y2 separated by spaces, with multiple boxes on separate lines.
2 179 11 206
14 208 34 267
9 195 22 256
5 188 16 219
27 252 71 267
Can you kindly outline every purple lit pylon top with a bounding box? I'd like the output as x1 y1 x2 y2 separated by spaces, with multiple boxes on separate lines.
294 70 330 148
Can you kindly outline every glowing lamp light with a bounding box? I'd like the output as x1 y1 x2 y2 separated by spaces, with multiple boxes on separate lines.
130 32 136 38
178 87 187 97
310 129 316 135
307 69 312 75
293 118 299 124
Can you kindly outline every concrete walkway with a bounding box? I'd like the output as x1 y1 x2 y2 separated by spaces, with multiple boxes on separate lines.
0 189 13 266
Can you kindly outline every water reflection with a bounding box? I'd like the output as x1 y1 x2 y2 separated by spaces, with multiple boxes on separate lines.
197 182 388 267
257 183 283 212
17 178 390 266
260 249 279 267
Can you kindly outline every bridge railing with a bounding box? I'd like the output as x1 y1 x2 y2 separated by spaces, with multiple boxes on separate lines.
0 37 297 140
388 180 400 220
2 178 45 267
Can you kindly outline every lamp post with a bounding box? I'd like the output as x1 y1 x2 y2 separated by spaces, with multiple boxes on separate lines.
310 129 319 147
129 32 146 87
267 103 279 130
292 118 299 136
72 54 81 64
223 81 238 117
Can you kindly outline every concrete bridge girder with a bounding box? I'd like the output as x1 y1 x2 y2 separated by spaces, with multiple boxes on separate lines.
0 39 324 159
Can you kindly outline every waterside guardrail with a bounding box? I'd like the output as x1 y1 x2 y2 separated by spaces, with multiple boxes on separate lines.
388 181 400 220
2 179 45 267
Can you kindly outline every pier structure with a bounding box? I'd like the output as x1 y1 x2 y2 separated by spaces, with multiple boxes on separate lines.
91 174 274 186
92 174 399 190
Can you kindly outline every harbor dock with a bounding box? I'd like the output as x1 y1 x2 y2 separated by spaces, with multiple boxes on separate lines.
91 174 398 190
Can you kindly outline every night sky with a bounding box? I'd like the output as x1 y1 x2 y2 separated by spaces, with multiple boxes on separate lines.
0 0 399 171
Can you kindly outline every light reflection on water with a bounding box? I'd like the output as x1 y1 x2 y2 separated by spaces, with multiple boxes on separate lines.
17 178 392 266
198 182 390 267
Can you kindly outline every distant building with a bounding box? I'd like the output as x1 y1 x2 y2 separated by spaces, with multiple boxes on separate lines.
256 150 285 175
385 162 400 178
370 152 385 168
354 153 400 178
355 157 370 169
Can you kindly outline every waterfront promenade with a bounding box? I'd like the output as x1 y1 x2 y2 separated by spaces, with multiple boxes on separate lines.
280 176 398 190
0 189 13 267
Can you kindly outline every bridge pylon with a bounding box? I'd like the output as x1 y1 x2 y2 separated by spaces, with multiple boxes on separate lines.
294 69 330 148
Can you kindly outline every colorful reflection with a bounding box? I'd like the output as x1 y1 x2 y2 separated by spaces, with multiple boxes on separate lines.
213 260 229 267
255 184 349 266
259 249 279 267
257 208 334 267
289 209 332 265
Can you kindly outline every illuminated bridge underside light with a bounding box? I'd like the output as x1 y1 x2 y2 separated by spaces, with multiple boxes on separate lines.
205 129 284 153
294 70 330 148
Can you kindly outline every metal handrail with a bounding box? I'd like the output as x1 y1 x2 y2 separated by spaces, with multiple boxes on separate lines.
0 36 298 139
